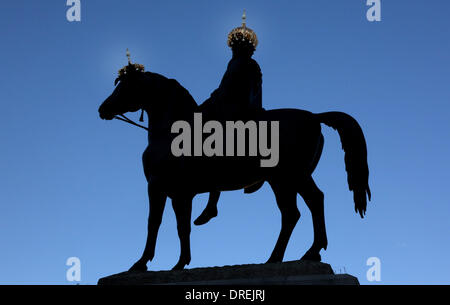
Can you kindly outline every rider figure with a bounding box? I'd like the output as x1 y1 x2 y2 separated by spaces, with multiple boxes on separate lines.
195 11 263 226
200 10 263 120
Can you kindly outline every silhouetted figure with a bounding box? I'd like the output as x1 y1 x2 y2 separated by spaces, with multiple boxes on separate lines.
200 11 262 119
98 50 371 272
195 11 264 226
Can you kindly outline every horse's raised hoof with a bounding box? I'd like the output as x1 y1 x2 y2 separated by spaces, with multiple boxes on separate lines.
194 207 218 226
128 260 148 272
300 251 321 262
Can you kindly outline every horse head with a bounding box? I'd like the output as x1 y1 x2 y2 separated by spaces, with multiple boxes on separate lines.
99 65 157 120
99 68 198 131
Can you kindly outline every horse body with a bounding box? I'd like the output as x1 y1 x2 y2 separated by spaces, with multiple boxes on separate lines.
98 72 371 271
144 108 321 196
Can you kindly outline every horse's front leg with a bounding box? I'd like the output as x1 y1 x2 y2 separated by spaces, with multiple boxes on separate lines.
171 194 193 270
129 182 167 272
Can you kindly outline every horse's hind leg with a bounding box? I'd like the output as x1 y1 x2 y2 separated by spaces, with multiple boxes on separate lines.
298 177 328 261
266 181 300 263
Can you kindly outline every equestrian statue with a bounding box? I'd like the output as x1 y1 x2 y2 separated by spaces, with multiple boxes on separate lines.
98 12 371 271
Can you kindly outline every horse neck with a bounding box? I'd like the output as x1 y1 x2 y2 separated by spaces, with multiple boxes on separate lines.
142 77 198 137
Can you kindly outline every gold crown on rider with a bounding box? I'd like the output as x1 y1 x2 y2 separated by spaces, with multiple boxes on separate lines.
227 10 258 48
118 49 145 78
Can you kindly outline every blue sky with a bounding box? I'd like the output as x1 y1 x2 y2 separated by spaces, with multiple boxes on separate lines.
0 0 449 284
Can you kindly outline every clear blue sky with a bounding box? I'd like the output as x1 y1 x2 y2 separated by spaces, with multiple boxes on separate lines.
0 0 449 285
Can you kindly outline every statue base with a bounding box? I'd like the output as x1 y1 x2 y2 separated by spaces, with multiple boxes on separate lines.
98 260 359 285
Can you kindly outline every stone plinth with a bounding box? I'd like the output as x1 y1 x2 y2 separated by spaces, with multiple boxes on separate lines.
98 260 359 285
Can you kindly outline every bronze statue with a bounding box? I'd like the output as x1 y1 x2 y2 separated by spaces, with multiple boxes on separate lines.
98 13 371 272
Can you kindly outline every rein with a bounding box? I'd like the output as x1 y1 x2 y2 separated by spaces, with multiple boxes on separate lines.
114 113 148 131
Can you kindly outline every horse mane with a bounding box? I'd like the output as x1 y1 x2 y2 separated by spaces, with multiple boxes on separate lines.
144 72 198 111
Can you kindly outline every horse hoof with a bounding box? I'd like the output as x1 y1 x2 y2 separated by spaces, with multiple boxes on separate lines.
300 252 321 262
171 262 186 271
265 256 282 264
128 261 148 272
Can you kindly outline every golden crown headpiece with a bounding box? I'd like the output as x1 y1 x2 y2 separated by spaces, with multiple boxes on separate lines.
227 10 258 48
118 49 145 79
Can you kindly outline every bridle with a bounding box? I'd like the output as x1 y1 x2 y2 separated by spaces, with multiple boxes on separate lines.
111 50 150 131
114 112 148 131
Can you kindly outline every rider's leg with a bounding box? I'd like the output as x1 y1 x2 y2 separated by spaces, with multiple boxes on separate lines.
194 191 220 226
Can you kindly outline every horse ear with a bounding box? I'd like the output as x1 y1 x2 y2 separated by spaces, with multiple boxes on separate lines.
114 78 120 86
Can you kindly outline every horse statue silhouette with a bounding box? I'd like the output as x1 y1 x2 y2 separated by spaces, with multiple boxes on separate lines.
98 57 371 271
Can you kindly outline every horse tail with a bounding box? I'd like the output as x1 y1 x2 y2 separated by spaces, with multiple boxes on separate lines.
315 112 371 218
